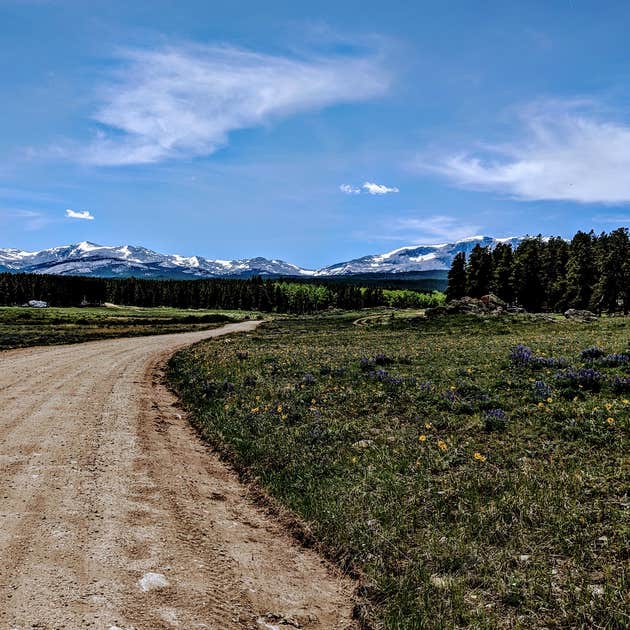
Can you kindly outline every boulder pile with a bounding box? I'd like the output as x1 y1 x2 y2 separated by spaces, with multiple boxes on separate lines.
425 294 513 318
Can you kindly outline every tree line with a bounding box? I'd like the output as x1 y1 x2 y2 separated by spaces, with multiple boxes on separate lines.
446 228 630 313
0 273 444 313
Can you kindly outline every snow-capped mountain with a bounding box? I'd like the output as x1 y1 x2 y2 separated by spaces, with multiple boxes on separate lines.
0 236 526 279
316 236 525 276
0 242 315 279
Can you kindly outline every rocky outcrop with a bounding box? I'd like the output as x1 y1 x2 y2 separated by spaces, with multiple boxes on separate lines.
426 294 509 318
564 309 599 322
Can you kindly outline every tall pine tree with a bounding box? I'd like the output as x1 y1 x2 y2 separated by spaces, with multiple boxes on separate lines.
445 252 467 301
466 245 493 298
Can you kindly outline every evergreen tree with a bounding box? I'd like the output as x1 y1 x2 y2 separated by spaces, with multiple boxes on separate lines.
445 252 467 301
466 245 493 298
563 231 597 309
541 236 569 311
513 237 544 311
591 228 630 313
491 243 514 303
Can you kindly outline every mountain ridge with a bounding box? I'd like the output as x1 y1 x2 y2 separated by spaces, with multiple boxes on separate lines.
0 236 526 279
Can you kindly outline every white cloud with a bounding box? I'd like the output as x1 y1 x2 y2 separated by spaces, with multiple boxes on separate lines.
355 214 482 244
362 181 399 195
65 208 94 220
592 214 630 225
388 215 481 243
340 181 399 195
79 43 389 166
339 184 361 194
425 101 630 204
0 208 52 231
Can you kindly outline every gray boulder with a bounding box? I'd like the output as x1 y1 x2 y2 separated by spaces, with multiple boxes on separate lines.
564 308 598 322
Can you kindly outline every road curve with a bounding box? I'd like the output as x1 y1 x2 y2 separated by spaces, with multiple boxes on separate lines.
0 323 356 629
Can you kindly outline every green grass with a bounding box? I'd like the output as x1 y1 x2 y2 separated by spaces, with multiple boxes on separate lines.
168 312 629 629
0 305 259 351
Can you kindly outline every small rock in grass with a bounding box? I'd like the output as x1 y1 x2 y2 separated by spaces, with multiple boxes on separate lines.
352 439 374 449
519 554 531 562
588 584 604 597
430 574 453 589
138 572 170 592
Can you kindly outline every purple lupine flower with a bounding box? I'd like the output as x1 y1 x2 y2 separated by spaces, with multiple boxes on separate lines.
598 353 630 367
580 346 605 360
510 344 533 366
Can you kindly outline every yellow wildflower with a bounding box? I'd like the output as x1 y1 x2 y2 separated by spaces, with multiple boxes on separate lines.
424 422 432 429
473 452 487 462
547 397 553 403
607 417 615 425
250 407 259 413
605 403 613 411
438 439 448 451
281 414 288 421
466 368 473 374
277 404 283 412
351 456 358 464
622 399 629 405
538 402 545 409
419 435 427 442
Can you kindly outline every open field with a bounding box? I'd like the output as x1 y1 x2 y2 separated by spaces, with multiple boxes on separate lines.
169 312 629 628
0 305 260 351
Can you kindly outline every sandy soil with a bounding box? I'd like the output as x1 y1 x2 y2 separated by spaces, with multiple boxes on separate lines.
0 322 356 629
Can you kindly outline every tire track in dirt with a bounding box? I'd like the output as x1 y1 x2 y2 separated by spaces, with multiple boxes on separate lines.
0 322 356 629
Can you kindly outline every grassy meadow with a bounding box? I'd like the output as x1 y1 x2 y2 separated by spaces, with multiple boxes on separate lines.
0 305 257 351
168 311 629 628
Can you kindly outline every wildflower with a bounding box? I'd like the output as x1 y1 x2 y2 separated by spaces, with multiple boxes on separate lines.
277 404 283 413
250 407 260 413
547 397 553 404
424 422 432 429
473 452 487 462
510 344 533 366
437 439 448 451
450 385 456 391
605 403 613 411
351 456 358 464
607 417 615 425
466 368 473 375
311 398 316 404
281 414 288 421
538 402 545 409
623 399 629 405
419 435 427 442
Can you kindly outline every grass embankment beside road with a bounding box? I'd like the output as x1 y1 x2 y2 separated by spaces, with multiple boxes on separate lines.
0 305 260 351
168 312 629 628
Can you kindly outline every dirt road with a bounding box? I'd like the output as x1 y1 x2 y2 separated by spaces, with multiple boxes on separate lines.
0 323 356 629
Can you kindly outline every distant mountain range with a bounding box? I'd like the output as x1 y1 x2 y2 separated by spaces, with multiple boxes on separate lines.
0 236 525 282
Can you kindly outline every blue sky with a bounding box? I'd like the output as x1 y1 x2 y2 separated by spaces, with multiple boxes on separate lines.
2 0 630 268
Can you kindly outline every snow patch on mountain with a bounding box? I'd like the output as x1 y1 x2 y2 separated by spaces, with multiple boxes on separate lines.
0 236 526 279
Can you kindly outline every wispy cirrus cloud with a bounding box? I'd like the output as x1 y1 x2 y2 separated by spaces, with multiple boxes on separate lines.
65 208 94 220
0 208 52 231
340 181 399 195
355 214 482 244
424 100 630 204
72 43 389 166
339 184 361 194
